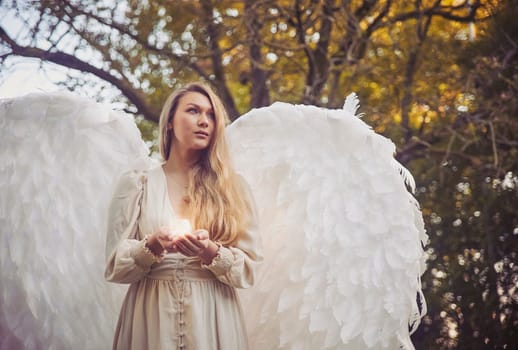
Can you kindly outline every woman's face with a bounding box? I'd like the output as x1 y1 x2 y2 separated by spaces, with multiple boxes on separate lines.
170 91 215 153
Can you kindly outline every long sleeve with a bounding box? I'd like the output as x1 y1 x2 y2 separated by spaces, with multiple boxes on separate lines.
202 178 263 289
104 170 160 284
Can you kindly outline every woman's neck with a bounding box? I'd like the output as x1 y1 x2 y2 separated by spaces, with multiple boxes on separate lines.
163 146 201 175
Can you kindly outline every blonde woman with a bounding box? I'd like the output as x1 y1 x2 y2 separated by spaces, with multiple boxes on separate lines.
105 82 263 349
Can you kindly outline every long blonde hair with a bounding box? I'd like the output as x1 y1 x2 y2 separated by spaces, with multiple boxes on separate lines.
158 82 250 245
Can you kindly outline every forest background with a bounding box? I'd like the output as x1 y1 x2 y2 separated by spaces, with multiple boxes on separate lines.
0 0 516 349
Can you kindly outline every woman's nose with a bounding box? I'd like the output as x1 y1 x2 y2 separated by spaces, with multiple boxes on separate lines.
198 113 209 126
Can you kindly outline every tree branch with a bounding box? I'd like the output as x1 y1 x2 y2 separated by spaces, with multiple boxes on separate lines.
0 26 159 122
61 1 213 82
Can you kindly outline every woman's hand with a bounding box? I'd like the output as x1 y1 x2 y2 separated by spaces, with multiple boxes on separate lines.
146 228 178 255
174 229 219 264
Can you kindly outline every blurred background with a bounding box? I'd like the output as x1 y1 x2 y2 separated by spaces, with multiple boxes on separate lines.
0 1 516 349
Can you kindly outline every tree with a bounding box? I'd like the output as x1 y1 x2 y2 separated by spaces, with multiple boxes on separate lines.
410 1 517 348
0 0 489 123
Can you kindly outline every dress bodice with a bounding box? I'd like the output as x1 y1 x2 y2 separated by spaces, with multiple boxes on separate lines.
139 165 198 266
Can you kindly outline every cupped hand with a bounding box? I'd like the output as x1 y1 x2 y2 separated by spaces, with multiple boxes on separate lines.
151 227 178 253
174 229 219 264
174 229 210 257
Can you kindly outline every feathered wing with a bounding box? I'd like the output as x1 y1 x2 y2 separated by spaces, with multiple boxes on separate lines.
0 92 151 349
227 95 428 350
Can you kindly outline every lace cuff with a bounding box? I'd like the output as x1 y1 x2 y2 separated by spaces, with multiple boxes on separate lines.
130 237 164 268
202 245 233 276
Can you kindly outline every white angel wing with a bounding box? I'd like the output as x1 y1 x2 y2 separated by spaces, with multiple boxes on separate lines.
0 91 151 349
227 94 428 350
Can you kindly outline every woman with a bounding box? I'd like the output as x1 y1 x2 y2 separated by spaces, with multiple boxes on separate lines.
104 82 263 349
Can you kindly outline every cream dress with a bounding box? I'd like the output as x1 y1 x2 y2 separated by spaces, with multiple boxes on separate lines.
105 165 263 350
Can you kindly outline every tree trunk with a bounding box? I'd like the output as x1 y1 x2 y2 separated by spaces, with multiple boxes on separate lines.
199 0 240 120
244 0 270 108
401 9 431 142
299 0 335 105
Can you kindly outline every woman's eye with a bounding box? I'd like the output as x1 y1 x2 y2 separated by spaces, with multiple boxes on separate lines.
187 108 198 114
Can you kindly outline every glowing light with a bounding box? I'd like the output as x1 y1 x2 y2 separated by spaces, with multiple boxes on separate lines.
170 219 192 237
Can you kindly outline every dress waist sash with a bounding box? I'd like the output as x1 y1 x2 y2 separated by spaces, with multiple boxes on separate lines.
146 255 216 281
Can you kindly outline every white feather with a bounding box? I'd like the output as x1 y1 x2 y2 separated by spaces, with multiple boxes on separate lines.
342 92 362 117
392 158 417 193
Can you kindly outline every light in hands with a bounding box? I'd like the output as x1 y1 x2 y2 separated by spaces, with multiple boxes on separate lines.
156 219 215 263
170 219 192 238
156 219 192 252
